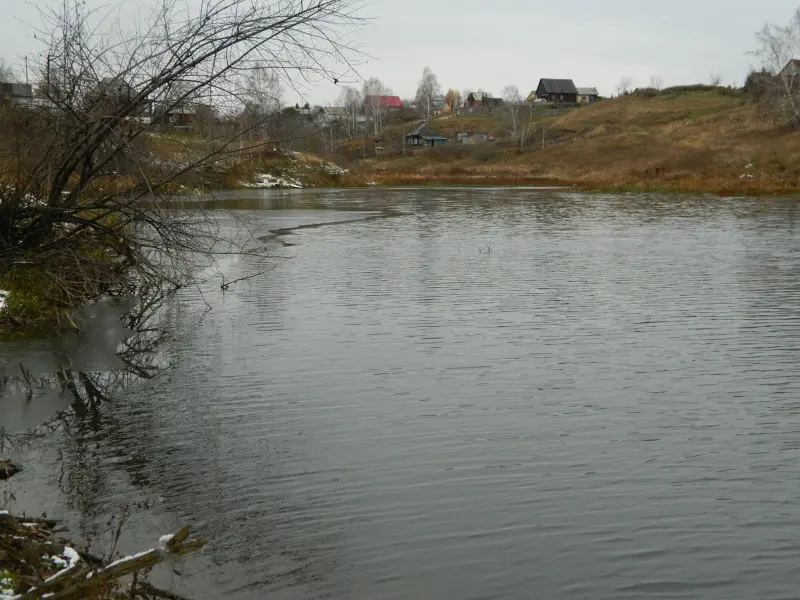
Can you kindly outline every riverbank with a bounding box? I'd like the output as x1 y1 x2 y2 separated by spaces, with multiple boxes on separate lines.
0 509 206 600
356 89 800 196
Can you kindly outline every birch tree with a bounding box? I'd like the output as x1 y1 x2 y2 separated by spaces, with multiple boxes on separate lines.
502 85 522 138
752 9 800 125
363 77 391 135
415 67 441 119
337 86 362 139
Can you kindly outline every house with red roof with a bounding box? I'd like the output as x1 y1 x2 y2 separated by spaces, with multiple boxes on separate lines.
363 95 403 111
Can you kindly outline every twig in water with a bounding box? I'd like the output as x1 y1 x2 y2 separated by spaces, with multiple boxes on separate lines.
220 266 276 290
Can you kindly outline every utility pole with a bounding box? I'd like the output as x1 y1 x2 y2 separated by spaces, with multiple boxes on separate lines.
24 56 28 85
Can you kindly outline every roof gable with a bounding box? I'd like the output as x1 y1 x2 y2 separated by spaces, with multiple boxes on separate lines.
537 79 578 95
364 95 403 108
408 123 447 139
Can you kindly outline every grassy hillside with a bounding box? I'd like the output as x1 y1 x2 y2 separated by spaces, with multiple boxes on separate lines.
362 90 800 195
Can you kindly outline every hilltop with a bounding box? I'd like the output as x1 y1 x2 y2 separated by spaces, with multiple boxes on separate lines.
355 89 799 195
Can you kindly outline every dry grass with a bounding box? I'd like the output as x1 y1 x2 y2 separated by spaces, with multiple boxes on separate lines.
363 91 800 195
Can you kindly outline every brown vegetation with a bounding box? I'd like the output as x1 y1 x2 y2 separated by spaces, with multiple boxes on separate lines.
359 89 800 195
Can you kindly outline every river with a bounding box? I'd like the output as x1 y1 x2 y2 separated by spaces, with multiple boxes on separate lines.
4 188 800 600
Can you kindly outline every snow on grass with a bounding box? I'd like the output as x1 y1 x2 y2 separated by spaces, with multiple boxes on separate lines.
0 291 9 312
43 547 81 584
158 534 174 549
0 569 16 600
242 173 303 189
321 163 348 176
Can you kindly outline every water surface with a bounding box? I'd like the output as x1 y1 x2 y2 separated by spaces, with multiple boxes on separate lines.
5 188 800 600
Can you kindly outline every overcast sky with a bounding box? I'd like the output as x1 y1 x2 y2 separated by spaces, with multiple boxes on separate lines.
2 0 798 105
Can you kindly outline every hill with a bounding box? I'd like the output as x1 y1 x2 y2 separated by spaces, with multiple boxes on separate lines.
360 90 800 195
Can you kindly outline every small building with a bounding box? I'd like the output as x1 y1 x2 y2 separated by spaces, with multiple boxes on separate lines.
363 95 403 111
577 87 599 104
465 91 493 107
780 59 800 80
431 95 446 115
535 79 579 104
406 123 448 148
153 102 215 128
455 131 490 145
0 82 33 106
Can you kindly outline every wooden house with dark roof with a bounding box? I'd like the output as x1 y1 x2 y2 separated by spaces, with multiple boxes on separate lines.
406 123 448 148
535 79 579 103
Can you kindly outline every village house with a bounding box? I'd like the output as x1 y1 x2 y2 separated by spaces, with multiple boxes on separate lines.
534 79 579 103
577 87 599 104
152 102 215 128
0 82 33 107
406 123 448 148
462 92 504 113
431 95 446 115
90 77 153 120
779 59 800 80
363 95 403 111
455 131 490 145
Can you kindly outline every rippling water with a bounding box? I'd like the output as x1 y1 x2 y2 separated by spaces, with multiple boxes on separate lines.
6 189 800 599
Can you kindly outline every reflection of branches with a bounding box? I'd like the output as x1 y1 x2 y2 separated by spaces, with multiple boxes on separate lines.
6 289 169 449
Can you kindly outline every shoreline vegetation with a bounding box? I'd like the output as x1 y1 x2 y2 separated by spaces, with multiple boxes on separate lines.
216 89 800 196
0 510 206 600
352 89 800 197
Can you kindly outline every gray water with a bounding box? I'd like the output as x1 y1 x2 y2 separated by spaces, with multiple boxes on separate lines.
5 188 800 600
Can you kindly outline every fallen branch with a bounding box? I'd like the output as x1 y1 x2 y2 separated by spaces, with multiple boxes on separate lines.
1 513 206 600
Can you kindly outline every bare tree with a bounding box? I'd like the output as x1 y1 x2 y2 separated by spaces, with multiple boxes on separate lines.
0 0 360 325
415 66 441 119
502 84 522 138
649 74 664 90
243 62 282 138
336 85 362 140
518 102 537 152
751 8 800 125
363 77 391 135
0 59 14 83
617 77 633 96
709 73 723 86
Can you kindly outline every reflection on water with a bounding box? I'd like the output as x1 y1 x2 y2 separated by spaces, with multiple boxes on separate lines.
4 189 800 600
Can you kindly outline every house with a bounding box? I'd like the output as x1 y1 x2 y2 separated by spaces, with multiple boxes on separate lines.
455 131 490 145
780 59 800 80
89 77 152 119
465 91 493 107
577 87 599 104
483 97 504 110
319 106 347 123
0 82 33 106
462 92 503 113
406 123 448 147
363 95 403 111
431 95 446 115
153 102 215 128
535 79 579 103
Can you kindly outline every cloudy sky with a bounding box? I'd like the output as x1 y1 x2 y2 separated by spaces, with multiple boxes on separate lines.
1 0 797 105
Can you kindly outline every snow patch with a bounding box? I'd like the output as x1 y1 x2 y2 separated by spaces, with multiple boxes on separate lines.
0 569 16 600
0 290 8 312
158 534 174 549
321 162 348 176
242 173 303 189
43 546 81 583
105 549 155 570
